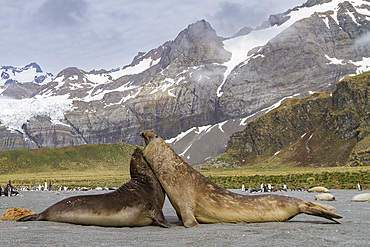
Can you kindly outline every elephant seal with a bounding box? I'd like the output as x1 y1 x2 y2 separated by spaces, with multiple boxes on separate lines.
308 187 330 193
18 148 171 227
351 193 370 202
140 130 342 227
315 193 335 201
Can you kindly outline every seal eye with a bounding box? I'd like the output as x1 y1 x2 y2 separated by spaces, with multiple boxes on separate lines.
132 155 136 160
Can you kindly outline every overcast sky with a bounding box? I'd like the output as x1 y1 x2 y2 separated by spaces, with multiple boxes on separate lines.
0 0 306 75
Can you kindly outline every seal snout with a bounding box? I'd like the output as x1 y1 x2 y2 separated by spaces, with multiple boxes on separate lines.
140 130 156 146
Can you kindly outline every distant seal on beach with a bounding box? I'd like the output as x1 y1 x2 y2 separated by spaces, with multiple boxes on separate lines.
308 187 330 193
351 193 370 202
315 193 335 201
140 130 342 227
18 148 171 227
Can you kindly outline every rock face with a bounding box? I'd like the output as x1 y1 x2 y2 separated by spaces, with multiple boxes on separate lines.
0 1 369 165
221 71 369 167
217 0 370 120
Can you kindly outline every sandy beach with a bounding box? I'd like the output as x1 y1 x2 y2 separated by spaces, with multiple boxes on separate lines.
1 189 369 247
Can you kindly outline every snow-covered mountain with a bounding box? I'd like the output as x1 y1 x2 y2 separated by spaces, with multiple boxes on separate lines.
0 63 54 100
0 0 369 164
0 62 53 86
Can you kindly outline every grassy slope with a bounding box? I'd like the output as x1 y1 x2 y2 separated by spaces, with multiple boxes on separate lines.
0 143 138 188
0 142 368 189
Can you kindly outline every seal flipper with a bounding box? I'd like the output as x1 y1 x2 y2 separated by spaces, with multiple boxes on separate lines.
176 211 182 221
150 209 172 228
301 202 342 224
17 213 40 222
180 208 199 228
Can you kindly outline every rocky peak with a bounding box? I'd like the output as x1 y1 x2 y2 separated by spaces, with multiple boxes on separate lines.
160 20 231 67
24 62 43 73
231 27 254 38
303 0 333 8
175 20 220 43
258 12 291 29
55 67 85 79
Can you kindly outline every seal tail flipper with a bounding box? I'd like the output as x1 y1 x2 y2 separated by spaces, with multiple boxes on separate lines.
17 213 40 222
301 202 342 224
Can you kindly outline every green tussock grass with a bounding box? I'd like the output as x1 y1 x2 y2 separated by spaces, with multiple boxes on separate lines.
0 143 368 190
0 142 139 188
204 166 369 190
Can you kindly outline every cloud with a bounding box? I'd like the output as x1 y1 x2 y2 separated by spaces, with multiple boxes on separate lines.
208 0 306 36
354 32 370 47
32 0 88 29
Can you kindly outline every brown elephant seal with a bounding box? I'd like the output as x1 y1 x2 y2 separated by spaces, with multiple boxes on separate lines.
17 148 171 228
140 130 342 227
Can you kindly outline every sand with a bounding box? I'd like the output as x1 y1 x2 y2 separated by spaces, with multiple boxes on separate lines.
1 189 369 246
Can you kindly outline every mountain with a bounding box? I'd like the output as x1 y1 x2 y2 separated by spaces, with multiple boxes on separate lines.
0 62 53 86
0 0 369 165
210 71 369 168
0 63 54 99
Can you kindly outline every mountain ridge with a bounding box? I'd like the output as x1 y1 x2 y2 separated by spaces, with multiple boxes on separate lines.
210 71 369 168
0 0 369 165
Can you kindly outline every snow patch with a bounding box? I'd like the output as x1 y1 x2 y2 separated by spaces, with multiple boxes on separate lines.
0 95 73 133
110 57 160 80
325 54 344 65
85 73 112 85
83 81 139 102
166 127 197 144
179 144 192 157
217 120 227 133
240 94 300 126
350 57 370 74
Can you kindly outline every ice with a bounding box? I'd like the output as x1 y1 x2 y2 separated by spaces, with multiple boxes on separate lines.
350 57 370 74
325 55 344 65
0 95 73 133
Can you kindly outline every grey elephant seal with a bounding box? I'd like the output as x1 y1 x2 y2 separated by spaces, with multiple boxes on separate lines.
315 193 335 201
140 130 342 227
308 187 330 193
351 193 370 202
18 148 171 227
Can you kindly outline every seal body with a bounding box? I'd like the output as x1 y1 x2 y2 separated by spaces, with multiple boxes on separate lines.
308 187 330 193
315 194 335 201
351 193 370 202
140 130 342 227
18 148 171 227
